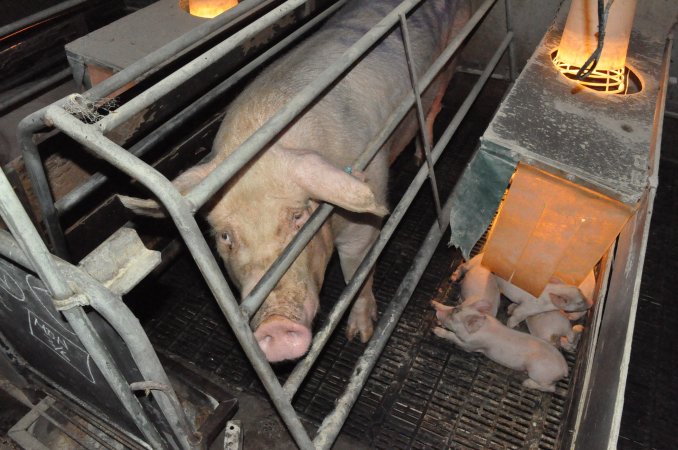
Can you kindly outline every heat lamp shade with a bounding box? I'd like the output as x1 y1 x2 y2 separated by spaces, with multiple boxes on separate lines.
556 0 638 71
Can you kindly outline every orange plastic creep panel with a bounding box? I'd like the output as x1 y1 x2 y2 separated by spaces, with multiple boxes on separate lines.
482 163 635 297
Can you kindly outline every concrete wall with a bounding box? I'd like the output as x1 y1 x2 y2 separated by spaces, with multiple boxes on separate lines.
460 0 678 112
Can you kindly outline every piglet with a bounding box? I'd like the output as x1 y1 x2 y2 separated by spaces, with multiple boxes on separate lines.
432 306 568 392
526 311 584 352
496 277 593 329
448 254 500 316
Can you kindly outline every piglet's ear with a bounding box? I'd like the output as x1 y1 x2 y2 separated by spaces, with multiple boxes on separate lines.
289 151 389 216
548 293 570 309
463 314 486 334
119 162 216 218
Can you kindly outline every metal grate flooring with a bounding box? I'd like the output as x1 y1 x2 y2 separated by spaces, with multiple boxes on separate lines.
134 74 581 448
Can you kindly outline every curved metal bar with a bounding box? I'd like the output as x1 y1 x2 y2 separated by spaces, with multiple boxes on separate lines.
43 106 316 450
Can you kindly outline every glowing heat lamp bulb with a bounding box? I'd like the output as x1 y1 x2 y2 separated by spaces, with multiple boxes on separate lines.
189 0 238 18
553 0 637 93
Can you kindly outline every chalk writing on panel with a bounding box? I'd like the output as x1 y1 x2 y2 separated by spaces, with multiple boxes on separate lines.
26 274 75 336
28 310 95 384
0 259 25 311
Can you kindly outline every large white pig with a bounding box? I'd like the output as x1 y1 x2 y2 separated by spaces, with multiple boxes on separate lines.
123 0 470 362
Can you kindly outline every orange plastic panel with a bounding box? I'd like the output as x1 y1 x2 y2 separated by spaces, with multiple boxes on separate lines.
482 163 635 297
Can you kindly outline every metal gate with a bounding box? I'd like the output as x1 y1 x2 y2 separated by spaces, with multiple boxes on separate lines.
0 0 514 448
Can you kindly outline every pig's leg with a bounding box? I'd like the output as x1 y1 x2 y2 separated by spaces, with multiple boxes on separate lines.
450 253 483 283
415 65 452 165
522 378 556 393
432 327 466 347
334 218 381 343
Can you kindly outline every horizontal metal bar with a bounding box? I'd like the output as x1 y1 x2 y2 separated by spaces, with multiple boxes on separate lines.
96 0 311 132
0 0 87 39
85 0 277 102
0 68 71 117
43 105 315 450
239 0 500 319
185 0 431 209
313 179 457 450
54 0 348 215
284 29 513 398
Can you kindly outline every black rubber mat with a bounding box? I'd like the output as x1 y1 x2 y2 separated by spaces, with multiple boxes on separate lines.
137 74 580 448
618 117 678 450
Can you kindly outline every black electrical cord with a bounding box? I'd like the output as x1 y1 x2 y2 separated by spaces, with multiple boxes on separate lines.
575 0 615 80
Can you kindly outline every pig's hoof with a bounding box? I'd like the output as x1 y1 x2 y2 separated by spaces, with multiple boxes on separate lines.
432 326 452 339
522 378 556 392
560 336 576 352
450 267 464 283
507 303 517 314
506 316 520 328
346 303 377 343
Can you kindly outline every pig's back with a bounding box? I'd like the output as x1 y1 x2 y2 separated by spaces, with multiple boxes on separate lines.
215 0 464 161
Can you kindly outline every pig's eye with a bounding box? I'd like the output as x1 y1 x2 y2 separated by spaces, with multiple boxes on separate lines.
219 231 232 246
291 209 308 230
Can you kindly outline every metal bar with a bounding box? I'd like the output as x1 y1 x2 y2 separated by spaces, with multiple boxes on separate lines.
85 0 278 101
96 0 312 132
504 0 516 80
61 308 168 449
0 0 87 39
313 178 457 450
284 30 513 398
185 0 434 209
0 229 199 450
240 0 501 318
17 125 70 258
43 106 315 450
398 12 444 228
0 161 70 297
54 0 348 215
130 382 201 446
0 68 71 117
45 404 120 450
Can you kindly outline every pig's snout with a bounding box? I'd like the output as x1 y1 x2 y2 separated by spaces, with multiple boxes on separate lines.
254 315 312 362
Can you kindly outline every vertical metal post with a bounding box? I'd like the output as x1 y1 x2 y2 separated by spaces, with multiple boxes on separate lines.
17 125 70 258
505 0 517 81
399 13 444 228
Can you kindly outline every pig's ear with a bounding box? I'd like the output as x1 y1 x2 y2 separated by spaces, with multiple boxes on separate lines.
463 314 486 334
289 152 389 216
119 162 215 218
548 293 570 309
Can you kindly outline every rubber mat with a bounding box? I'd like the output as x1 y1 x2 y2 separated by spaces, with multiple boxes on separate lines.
138 74 580 449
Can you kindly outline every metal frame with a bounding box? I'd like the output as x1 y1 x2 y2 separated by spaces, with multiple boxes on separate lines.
1 0 514 448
